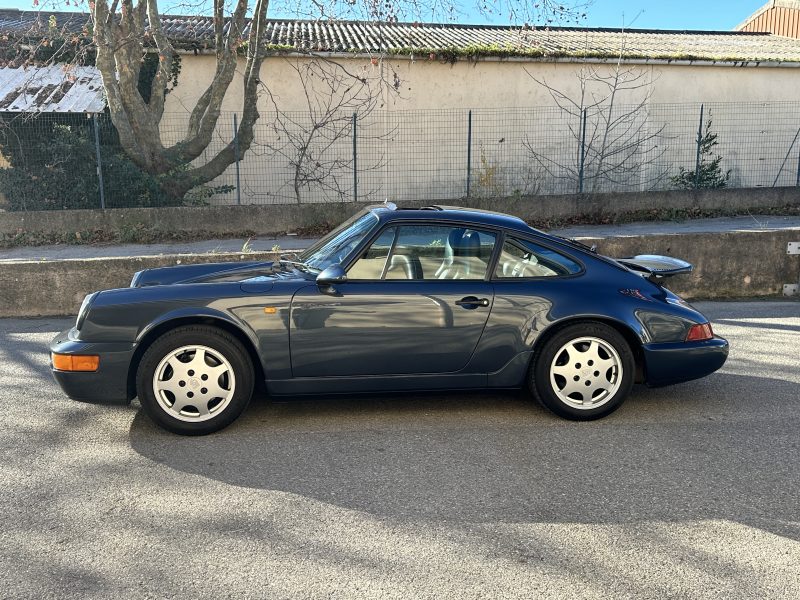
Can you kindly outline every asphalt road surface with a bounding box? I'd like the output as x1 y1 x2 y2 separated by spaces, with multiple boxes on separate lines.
1 302 798 599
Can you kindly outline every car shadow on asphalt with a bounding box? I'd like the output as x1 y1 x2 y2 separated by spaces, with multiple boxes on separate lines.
128 372 800 541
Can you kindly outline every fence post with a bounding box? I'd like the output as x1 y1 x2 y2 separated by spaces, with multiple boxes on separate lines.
466 110 472 198
578 108 587 194
694 103 705 189
772 126 800 187
233 113 241 205
796 138 800 187
352 112 358 203
92 113 106 210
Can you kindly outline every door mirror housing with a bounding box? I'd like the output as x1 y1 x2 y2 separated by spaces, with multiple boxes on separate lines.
317 264 348 285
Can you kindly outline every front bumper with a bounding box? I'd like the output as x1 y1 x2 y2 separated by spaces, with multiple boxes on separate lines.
50 328 136 404
642 336 729 387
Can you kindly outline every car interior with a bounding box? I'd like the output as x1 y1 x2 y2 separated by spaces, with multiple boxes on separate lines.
347 226 570 280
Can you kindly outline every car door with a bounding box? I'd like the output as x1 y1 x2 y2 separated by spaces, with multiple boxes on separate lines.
289 223 498 378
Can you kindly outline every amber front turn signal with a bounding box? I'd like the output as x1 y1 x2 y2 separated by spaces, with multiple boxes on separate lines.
52 353 100 372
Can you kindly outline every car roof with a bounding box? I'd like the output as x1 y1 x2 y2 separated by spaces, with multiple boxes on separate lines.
368 203 539 236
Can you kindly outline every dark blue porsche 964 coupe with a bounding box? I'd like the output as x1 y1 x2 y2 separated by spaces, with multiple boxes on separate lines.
51 204 728 434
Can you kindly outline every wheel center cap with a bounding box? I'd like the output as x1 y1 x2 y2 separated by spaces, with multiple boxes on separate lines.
581 368 591 378
189 378 201 389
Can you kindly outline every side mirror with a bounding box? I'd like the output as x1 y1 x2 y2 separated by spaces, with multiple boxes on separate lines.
317 264 347 286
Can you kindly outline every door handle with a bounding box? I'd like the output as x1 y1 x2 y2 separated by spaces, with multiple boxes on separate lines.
455 296 490 308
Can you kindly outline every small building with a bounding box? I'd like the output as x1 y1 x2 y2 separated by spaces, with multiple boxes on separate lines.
737 0 800 38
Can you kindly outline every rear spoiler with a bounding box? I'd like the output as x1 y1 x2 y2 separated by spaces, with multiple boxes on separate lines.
615 255 693 282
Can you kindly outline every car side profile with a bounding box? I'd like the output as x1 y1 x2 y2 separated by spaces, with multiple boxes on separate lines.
50 204 729 435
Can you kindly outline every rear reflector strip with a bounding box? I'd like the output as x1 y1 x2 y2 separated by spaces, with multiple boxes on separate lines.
52 354 100 372
686 323 714 342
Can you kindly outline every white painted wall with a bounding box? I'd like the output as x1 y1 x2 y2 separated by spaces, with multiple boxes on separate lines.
161 55 800 204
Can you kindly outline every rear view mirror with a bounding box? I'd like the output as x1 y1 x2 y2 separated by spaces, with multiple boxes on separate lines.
317 264 347 285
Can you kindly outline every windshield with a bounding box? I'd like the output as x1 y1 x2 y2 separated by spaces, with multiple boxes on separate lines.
298 211 379 272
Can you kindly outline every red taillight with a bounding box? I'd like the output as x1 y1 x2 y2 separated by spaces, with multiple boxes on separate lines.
686 323 713 342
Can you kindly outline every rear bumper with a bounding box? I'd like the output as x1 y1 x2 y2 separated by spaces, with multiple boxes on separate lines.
50 328 135 404
642 336 729 387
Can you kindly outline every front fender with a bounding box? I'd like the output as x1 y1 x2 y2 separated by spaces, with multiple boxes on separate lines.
126 306 269 396
134 306 261 353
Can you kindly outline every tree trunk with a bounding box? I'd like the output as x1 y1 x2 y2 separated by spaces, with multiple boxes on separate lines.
89 0 270 199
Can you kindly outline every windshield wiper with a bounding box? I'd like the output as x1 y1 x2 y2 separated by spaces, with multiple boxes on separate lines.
278 258 318 274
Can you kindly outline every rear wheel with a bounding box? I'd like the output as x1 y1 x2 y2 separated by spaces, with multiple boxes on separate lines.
136 325 254 435
529 322 634 420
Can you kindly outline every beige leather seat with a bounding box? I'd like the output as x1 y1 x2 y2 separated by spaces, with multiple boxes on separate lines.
435 229 482 279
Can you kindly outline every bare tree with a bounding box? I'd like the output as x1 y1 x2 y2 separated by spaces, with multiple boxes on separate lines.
16 0 591 201
258 57 390 203
88 0 271 199
524 33 667 194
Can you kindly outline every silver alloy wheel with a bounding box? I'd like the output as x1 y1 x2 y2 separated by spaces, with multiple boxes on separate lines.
549 336 622 410
152 345 236 422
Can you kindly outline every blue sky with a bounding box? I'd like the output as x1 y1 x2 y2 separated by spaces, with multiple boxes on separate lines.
1 1 768 31
573 1 763 30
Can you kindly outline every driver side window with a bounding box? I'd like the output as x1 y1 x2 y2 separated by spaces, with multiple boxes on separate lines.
348 224 496 280
346 228 396 280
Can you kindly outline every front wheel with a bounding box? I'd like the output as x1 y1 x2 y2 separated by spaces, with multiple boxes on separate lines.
529 322 635 421
136 325 254 435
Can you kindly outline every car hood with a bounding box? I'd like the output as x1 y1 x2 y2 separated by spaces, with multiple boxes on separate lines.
130 261 289 287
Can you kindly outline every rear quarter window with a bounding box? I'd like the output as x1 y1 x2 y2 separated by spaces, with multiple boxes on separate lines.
495 237 582 279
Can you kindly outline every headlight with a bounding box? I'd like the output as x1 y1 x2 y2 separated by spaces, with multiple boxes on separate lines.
76 292 99 330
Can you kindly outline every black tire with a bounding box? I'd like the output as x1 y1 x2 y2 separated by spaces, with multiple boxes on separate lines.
529 322 635 421
136 325 254 435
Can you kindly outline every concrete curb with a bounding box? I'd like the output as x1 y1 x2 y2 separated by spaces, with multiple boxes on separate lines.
1 230 798 318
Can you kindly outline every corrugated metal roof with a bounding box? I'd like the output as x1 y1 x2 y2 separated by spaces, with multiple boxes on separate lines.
0 64 105 112
3 8 800 63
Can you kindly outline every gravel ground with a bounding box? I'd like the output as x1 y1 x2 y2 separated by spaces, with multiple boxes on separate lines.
0 301 798 599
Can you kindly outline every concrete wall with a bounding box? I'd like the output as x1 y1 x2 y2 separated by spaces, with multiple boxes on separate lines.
588 229 799 299
0 251 280 319
1 228 796 318
3 186 799 240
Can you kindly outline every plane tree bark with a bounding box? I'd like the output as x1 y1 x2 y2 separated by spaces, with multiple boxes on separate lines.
90 0 267 199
